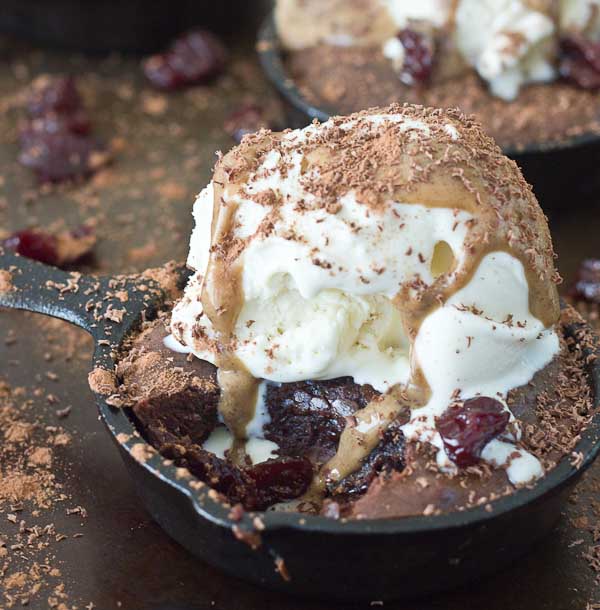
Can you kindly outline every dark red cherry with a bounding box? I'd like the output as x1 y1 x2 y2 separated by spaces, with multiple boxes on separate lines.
436 397 510 468
25 76 91 135
560 35 600 89
165 443 312 511
224 104 269 143
247 456 313 507
143 30 227 90
2 229 59 266
27 76 82 117
2 226 96 267
18 75 104 182
570 258 600 303
19 130 108 183
397 29 434 86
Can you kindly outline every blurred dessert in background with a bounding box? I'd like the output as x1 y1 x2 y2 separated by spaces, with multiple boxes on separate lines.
276 0 600 149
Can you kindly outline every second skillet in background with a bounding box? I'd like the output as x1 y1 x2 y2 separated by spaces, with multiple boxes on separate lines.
258 1 600 211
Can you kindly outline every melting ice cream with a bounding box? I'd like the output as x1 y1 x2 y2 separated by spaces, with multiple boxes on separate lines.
170 105 561 489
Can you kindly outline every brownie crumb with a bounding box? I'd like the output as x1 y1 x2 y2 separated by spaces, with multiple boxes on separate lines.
87 368 117 396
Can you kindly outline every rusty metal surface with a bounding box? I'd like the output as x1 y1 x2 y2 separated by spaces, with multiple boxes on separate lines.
1 12 599 609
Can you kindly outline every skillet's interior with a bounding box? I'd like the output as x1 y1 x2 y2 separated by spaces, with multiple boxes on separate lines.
2 248 600 598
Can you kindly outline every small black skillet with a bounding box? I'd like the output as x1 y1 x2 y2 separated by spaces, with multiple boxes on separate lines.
257 13 600 213
1 247 600 601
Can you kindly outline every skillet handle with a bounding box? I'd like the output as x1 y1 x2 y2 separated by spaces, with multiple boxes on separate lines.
0 247 165 343
0 247 100 333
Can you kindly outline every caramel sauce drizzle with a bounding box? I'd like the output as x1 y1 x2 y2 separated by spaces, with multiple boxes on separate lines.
200 151 261 463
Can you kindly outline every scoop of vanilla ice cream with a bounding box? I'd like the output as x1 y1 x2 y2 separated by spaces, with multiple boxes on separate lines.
171 105 560 482
455 0 557 100
174 180 473 391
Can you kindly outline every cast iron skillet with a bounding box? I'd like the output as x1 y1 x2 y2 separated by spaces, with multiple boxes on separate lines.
257 13 600 212
1 246 600 601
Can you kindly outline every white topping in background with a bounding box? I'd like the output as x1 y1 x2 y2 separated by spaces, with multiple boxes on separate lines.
274 0 399 50
323 33 357 47
277 0 600 100
455 0 556 101
382 36 406 72
382 0 453 29
560 0 600 39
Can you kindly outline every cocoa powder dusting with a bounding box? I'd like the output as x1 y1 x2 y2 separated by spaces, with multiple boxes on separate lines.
0 378 84 608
